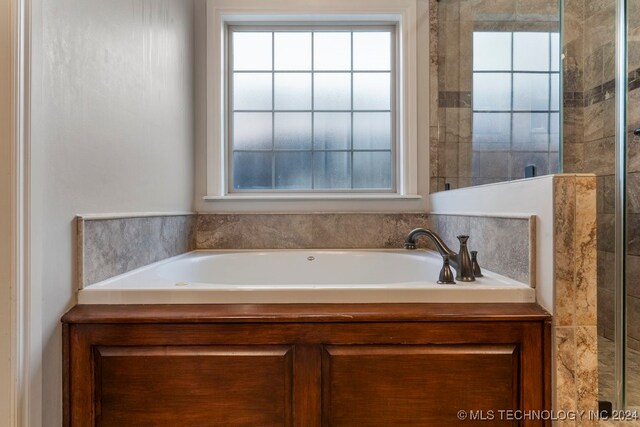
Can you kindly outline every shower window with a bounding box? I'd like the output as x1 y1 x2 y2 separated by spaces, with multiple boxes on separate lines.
228 26 396 192
472 31 560 176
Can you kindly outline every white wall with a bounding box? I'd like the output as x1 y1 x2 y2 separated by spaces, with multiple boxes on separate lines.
430 175 562 313
29 0 195 424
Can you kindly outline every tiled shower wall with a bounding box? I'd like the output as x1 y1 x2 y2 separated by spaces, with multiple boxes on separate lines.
562 0 640 351
429 0 560 192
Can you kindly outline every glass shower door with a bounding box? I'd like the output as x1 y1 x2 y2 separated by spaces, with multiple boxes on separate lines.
626 0 640 409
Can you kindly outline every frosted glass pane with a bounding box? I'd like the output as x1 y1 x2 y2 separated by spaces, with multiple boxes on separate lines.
353 152 392 189
353 73 391 110
513 73 549 110
233 113 272 150
233 32 272 71
353 32 391 71
513 113 550 151
274 32 311 70
353 113 391 150
314 112 351 150
233 73 272 110
314 73 351 110
274 73 311 110
514 32 550 71
550 112 560 150
274 113 312 150
473 73 511 110
551 33 560 72
550 73 560 110
473 32 512 71
314 32 351 70
313 152 351 189
233 152 272 189
275 152 312 189
472 113 511 149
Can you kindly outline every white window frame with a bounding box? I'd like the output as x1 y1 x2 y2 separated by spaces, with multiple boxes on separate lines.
204 0 426 211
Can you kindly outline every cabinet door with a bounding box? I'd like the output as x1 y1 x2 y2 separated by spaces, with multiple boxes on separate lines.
93 345 293 427
322 345 518 426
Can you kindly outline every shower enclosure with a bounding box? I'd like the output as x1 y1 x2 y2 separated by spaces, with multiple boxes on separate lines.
570 0 640 411
430 0 639 411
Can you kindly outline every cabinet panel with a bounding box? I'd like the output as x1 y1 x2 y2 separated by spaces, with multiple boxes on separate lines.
93 346 293 427
322 345 518 426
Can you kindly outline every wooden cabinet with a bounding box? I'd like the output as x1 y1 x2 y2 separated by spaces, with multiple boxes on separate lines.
63 303 551 427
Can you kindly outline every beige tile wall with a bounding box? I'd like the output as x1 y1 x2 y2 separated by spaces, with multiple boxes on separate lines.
553 175 598 426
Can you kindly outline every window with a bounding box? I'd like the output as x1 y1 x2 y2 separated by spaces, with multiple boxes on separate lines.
204 0 424 209
228 26 396 192
472 32 560 159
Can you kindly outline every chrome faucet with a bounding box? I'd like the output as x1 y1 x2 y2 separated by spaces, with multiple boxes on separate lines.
403 228 476 282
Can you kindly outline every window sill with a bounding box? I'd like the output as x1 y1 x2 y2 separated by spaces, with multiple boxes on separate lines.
203 194 423 202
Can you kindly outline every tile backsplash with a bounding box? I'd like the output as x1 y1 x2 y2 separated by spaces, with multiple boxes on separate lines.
78 212 535 288
77 214 196 288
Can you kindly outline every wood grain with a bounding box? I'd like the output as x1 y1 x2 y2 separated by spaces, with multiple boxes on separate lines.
63 303 551 426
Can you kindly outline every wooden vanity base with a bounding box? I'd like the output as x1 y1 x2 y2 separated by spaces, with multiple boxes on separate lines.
62 303 551 426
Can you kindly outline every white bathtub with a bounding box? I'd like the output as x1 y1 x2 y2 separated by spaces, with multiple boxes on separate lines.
78 249 535 304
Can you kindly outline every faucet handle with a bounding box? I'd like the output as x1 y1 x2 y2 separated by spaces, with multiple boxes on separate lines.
455 235 475 282
437 255 456 285
471 251 483 277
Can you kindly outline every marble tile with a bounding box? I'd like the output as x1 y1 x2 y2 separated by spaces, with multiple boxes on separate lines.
602 174 616 214
438 143 459 177
603 41 616 84
430 214 470 252
459 0 516 22
80 214 196 287
628 172 640 214
603 97 616 138
597 213 615 253
196 214 313 249
599 335 640 407
585 0 614 18
195 213 531 284
311 214 415 249
563 142 584 173
576 326 599 427
628 296 640 353
584 47 604 91
583 137 615 176
584 103 605 142
585 5 616 54
515 0 559 21
598 250 616 291
563 108 585 144
597 288 615 340
469 217 531 285
575 177 598 326
627 214 640 256
555 327 578 414
629 129 640 173
628 255 640 298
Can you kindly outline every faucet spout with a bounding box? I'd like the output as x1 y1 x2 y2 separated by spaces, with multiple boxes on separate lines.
403 228 476 282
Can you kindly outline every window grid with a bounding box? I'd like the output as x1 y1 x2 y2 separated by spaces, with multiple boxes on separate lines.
228 26 395 192
472 32 560 158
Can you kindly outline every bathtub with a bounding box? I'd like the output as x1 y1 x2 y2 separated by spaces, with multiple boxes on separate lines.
78 249 535 304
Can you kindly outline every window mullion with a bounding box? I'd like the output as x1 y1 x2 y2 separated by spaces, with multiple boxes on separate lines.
311 32 315 189
271 31 276 189
350 31 354 190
